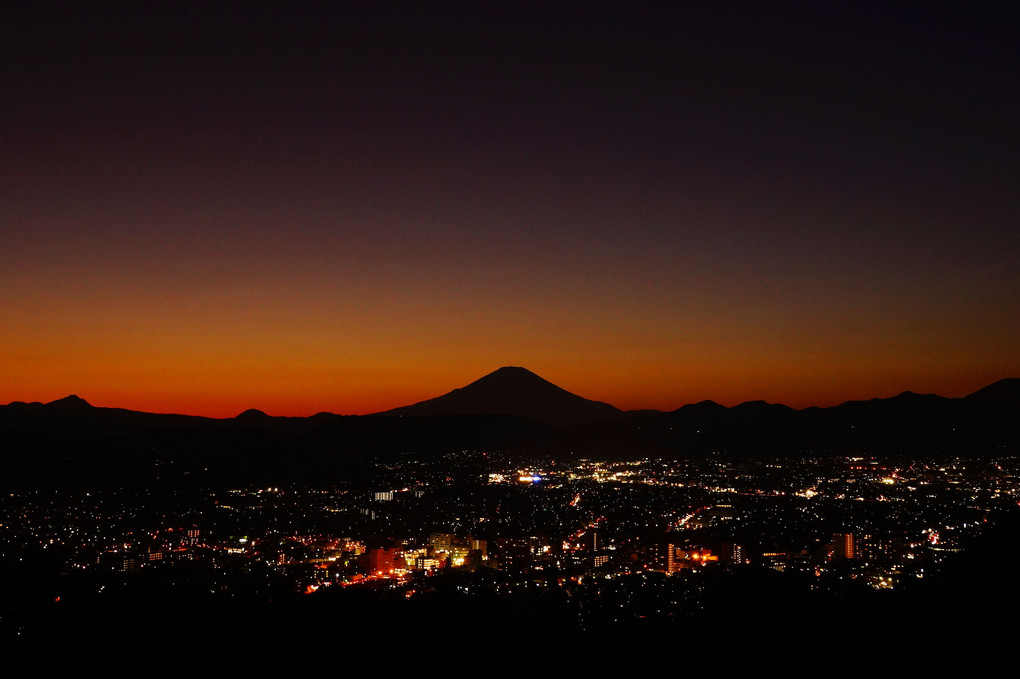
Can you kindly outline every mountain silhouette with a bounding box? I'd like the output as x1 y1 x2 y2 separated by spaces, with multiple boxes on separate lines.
966 378 1020 404
377 366 622 427
235 408 271 421
47 394 93 409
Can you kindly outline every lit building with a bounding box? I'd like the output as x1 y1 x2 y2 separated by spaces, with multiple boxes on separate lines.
666 545 718 574
367 546 400 575
719 542 745 565
761 552 788 571
831 533 855 560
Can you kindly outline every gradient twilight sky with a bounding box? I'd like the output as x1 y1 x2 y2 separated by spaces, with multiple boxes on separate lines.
3 2 1018 416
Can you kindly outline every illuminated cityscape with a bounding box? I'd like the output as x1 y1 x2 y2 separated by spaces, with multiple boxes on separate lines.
4 450 1017 667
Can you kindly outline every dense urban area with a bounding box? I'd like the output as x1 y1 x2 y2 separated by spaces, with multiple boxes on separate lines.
4 451 1018 666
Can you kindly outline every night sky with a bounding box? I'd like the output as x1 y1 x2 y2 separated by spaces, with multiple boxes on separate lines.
3 2 1017 416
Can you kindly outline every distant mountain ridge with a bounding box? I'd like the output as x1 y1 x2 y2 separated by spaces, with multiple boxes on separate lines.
4 374 1016 425
0 372 1017 489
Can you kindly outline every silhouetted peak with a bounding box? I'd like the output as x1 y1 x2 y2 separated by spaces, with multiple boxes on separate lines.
47 395 92 409
235 408 270 420
889 391 945 404
734 399 792 411
496 366 529 373
474 366 548 385
379 366 621 426
966 378 1020 404
444 367 587 402
676 400 726 414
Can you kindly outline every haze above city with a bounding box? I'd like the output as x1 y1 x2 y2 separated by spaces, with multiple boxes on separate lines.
3 3 1017 417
